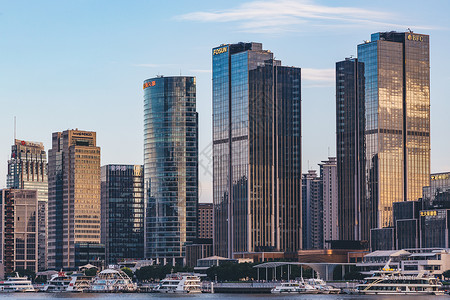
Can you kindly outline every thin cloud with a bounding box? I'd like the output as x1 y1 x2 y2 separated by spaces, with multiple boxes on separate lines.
302 68 334 82
133 63 177 68
177 0 434 33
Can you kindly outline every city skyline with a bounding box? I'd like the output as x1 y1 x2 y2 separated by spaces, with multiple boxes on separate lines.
1 1 450 204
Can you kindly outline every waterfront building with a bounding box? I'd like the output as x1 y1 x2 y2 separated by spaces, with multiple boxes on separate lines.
357 248 450 279
101 164 144 265
320 157 338 248
357 31 430 231
335 58 366 242
48 129 102 270
143 76 198 265
302 170 322 250
339 32 430 241
6 139 48 271
0 189 38 273
198 203 213 239
212 42 302 258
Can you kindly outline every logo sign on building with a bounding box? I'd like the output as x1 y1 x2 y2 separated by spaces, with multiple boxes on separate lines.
213 47 228 55
420 210 437 217
143 81 156 89
407 34 424 42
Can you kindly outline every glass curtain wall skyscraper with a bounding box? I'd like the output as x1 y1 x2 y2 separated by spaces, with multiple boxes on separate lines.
143 76 198 265
101 164 144 264
354 32 430 239
213 42 302 258
6 139 48 271
336 58 366 241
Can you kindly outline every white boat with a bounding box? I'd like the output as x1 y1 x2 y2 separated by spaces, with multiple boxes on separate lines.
271 281 302 293
89 268 137 292
306 278 341 294
153 273 201 293
0 273 35 292
356 260 444 295
42 272 88 292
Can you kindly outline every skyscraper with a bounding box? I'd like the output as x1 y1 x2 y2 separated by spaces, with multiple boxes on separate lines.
338 31 430 241
101 164 144 264
212 42 302 258
143 76 198 265
48 129 102 269
302 170 322 250
335 58 366 241
6 139 48 270
320 157 338 248
358 31 430 232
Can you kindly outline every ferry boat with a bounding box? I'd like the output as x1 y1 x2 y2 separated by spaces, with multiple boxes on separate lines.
0 273 35 292
306 278 341 294
42 272 89 292
89 268 137 292
271 279 319 294
356 260 444 295
271 281 302 293
153 273 201 293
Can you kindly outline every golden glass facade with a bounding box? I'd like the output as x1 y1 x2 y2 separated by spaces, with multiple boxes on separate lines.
48 130 101 269
357 32 430 235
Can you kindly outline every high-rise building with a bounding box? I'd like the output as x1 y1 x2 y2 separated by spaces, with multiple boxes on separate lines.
338 31 430 240
335 58 366 241
48 129 102 270
358 31 430 230
6 139 48 271
101 164 144 264
198 203 213 239
320 157 338 248
302 170 322 250
212 42 302 258
143 76 198 265
0 189 38 273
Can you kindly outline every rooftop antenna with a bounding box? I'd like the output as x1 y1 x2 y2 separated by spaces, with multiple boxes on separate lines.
14 116 16 142
308 160 310 170
180 69 182 76
328 146 330 157
407 28 413 33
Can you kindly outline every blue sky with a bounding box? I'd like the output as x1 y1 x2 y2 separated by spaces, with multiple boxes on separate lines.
1 0 449 202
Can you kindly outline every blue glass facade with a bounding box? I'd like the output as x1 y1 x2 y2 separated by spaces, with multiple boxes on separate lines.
101 164 144 264
143 76 198 264
213 43 302 257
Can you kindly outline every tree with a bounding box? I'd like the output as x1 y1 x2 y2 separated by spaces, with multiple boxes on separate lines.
344 271 365 281
121 267 133 279
442 269 450 279
84 267 98 277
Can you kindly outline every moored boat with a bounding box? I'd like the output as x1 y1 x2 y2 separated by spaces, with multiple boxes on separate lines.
89 268 137 292
0 273 35 292
153 273 201 293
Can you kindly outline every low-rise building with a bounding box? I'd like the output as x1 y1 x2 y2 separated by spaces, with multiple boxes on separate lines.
357 248 450 279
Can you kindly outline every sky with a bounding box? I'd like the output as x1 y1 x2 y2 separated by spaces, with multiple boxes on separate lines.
1 0 449 203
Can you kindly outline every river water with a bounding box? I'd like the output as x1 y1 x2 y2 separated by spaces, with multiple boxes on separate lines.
0 294 447 300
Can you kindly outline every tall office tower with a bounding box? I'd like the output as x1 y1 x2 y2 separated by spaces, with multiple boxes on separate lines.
335 58 366 241
0 189 38 273
198 203 213 239
302 170 323 250
6 140 48 270
101 164 144 264
212 42 302 258
352 31 430 239
320 157 338 248
143 76 198 265
48 130 101 270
